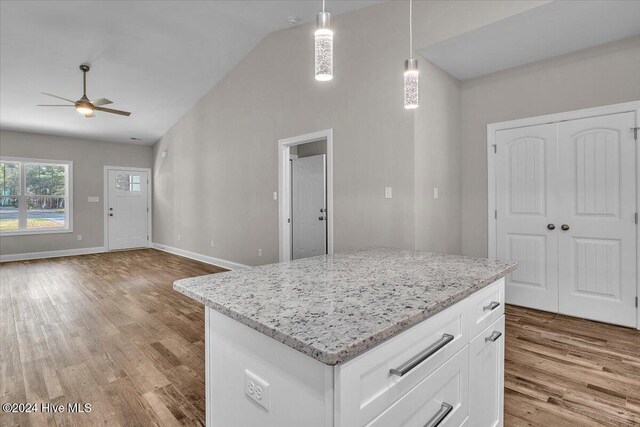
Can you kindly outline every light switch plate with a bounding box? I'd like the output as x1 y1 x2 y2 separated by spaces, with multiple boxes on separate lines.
245 369 269 411
384 187 392 199
433 187 439 199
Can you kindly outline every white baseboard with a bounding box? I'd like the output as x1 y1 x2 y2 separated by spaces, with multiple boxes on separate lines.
152 243 250 271
0 246 106 263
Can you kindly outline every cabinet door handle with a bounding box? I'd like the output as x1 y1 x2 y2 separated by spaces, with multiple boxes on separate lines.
390 334 454 376
485 331 502 343
424 402 453 427
483 301 500 311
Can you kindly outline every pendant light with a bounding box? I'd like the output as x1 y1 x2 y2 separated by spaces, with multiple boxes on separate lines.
404 0 418 109
315 0 333 81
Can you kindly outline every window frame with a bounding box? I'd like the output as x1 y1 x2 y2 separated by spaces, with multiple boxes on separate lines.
0 156 73 236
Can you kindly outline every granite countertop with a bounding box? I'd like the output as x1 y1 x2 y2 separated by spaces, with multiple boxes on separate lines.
174 247 517 365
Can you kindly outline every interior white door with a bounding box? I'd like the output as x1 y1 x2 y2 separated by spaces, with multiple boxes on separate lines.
292 155 326 260
557 112 637 327
107 169 149 251
495 124 559 312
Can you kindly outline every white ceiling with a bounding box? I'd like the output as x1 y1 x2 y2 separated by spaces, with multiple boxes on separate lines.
418 1 640 81
0 1 379 145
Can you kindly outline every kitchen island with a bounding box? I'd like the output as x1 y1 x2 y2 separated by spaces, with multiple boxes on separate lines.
174 248 516 427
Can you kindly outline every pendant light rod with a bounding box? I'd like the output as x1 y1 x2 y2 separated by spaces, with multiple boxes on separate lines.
409 0 413 57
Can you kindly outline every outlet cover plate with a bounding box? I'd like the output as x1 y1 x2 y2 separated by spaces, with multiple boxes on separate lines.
245 369 269 411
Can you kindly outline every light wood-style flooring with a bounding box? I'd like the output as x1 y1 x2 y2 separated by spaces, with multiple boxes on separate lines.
0 249 223 427
1 249 639 426
505 305 640 426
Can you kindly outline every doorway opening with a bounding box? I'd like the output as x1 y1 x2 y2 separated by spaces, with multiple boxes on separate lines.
104 166 152 251
278 129 333 262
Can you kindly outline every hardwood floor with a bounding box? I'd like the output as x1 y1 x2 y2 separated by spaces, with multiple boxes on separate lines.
505 305 640 426
1 250 638 426
0 249 223 427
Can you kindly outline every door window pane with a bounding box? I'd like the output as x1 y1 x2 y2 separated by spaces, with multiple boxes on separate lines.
27 197 65 229
0 161 20 196
26 164 66 196
0 197 19 230
115 174 141 192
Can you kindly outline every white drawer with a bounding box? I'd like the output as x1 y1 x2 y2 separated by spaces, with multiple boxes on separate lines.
366 346 469 427
335 299 469 426
469 278 504 338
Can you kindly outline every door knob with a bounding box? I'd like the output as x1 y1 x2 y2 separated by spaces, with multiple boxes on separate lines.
561 224 570 231
547 224 555 230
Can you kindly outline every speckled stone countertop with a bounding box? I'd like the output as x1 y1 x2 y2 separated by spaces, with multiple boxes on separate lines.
174 247 516 365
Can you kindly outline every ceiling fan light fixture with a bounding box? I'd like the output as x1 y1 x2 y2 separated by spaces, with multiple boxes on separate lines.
75 102 94 116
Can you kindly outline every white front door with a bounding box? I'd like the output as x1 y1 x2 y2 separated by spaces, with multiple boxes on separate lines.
292 155 326 260
495 124 560 312
557 112 637 327
107 169 149 251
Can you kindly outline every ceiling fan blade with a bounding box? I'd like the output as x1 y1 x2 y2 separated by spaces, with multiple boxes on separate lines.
42 92 75 103
91 98 113 106
37 104 74 107
94 106 131 116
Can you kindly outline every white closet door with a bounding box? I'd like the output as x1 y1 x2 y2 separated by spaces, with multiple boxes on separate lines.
557 112 637 327
496 124 559 312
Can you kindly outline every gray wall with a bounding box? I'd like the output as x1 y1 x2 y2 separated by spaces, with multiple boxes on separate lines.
414 60 461 254
460 36 640 257
154 2 416 266
152 0 547 266
0 130 153 255
295 140 327 158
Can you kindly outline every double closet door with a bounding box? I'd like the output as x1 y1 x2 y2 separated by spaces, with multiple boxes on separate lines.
495 111 637 328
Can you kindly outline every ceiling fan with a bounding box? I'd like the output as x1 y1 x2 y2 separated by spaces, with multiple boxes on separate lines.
38 64 131 118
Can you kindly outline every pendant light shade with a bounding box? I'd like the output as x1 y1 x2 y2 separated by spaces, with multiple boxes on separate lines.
315 2 333 81
404 58 419 109
403 0 418 109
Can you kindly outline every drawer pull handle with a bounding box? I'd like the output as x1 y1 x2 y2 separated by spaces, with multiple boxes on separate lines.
390 333 454 377
424 402 453 427
485 331 502 343
483 301 500 311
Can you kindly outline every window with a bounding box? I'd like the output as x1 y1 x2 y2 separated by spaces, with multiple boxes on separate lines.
0 158 72 235
115 173 141 192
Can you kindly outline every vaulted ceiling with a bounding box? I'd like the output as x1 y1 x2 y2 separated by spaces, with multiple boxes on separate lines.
0 1 379 145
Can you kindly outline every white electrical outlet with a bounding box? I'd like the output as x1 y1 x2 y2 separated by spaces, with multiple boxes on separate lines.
433 187 439 199
210 240 214 248
245 369 269 411
77 234 83 241
385 187 392 199
258 249 262 257
273 191 277 201
177 234 181 241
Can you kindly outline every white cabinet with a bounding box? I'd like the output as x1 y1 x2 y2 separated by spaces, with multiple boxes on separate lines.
469 316 505 427
367 347 469 427
206 279 506 426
